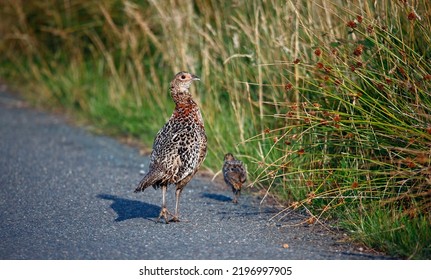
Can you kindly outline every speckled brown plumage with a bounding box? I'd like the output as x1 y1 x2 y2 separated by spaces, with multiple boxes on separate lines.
134 71 207 223
223 153 247 204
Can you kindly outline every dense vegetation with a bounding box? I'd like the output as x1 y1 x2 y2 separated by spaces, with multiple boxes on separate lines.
1 0 430 258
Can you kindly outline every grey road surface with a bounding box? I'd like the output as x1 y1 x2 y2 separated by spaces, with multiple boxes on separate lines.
0 91 388 259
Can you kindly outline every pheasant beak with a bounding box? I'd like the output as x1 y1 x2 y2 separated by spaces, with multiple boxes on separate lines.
191 74 200 81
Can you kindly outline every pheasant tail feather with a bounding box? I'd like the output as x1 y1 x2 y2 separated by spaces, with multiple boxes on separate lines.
134 170 160 193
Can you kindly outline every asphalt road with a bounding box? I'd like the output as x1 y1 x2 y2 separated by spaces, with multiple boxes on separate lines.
0 90 389 260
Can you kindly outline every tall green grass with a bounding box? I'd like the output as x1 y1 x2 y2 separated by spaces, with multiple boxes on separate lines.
1 0 430 258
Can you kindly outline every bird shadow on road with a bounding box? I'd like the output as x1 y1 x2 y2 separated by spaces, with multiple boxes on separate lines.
201 192 279 218
201 192 232 202
97 194 160 222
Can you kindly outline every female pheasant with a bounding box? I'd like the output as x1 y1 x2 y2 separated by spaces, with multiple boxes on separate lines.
223 153 247 204
135 71 207 223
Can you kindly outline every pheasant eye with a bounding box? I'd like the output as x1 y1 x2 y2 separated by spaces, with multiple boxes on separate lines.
181 75 186 79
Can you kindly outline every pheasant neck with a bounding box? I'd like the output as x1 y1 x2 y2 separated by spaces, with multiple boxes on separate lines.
172 98 204 126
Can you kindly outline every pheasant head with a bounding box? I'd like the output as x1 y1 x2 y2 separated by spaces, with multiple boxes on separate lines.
170 71 200 104
224 153 235 161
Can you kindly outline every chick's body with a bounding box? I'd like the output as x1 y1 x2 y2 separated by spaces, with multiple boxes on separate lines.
223 153 247 204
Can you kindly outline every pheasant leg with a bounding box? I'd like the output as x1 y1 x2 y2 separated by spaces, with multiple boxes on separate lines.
156 185 173 224
170 188 182 222
233 190 240 204
157 207 174 224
